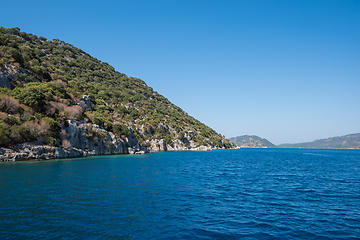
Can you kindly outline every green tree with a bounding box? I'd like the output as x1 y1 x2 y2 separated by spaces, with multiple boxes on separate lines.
10 124 32 143
18 86 46 107
0 124 10 145
3 116 21 126
113 123 130 138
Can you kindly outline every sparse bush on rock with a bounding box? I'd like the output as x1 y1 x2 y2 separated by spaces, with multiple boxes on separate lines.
0 94 19 114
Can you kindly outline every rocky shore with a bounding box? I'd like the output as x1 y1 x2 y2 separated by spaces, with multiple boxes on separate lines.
0 120 222 162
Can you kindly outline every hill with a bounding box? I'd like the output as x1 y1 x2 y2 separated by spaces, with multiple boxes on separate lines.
277 133 360 149
229 135 276 148
0 27 235 161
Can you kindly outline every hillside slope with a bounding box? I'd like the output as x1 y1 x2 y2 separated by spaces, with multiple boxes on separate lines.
278 133 360 149
229 135 276 148
0 27 235 161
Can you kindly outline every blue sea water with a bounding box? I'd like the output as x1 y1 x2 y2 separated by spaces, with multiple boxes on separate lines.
0 148 359 239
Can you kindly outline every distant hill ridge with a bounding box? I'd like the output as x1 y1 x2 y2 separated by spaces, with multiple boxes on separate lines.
229 135 276 148
278 133 360 149
229 133 360 149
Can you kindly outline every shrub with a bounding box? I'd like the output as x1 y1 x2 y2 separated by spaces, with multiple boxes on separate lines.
45 136 57 146
0 124 10 145
113 122 130 138
64 105 82 120
25 122 45 139
34 112 44 120
42 117 61 138
3 116 21 126
104 119 112 131
46 81 67 98
223 142 231 149
164 134 173 145
178 131 185 140
18 86 45 107
0 94 19 114
117 106 129 115
10 124 31 143
20 112 35 122
18 85 52 108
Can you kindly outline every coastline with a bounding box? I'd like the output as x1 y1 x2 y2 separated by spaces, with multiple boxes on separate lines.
0 143 237 162
0 119 236 162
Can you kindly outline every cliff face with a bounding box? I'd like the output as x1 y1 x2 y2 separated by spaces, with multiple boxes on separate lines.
0 64 39 89
0 120 215 161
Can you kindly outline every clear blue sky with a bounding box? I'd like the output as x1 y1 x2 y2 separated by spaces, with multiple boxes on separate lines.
1 0 359 144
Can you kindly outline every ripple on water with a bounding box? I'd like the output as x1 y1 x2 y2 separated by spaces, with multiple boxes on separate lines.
0 149 360 239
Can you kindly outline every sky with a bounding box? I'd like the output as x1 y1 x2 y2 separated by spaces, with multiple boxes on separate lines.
1 0 359 144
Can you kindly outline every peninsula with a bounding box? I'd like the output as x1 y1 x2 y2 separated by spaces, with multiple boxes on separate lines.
229 135 276 148
0 27 235 161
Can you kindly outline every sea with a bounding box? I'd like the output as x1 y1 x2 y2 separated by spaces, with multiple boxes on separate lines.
0 148 359 239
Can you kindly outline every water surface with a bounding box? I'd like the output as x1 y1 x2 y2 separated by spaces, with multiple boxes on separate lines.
1 149 359 239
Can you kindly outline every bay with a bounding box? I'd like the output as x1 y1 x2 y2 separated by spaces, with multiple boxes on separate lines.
0 148 359 239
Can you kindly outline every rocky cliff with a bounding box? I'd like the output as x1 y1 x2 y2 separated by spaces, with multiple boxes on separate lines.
0 119 216 161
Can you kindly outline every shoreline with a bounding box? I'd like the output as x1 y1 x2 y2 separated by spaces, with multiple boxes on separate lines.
2 146 359 163
0 143 237 162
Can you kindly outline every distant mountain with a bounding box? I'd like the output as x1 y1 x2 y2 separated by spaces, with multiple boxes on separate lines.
278 133 360 149
229 135 276 148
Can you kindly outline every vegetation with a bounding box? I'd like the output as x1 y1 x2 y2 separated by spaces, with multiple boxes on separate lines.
277 133 360 149
0 27 235 149
229 135 276 148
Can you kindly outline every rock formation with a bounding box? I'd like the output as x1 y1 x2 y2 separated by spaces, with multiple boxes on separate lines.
1 120 222 161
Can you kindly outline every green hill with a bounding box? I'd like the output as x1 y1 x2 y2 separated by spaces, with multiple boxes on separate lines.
0 27 234 160
229 135 276 148
277 133 360 149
